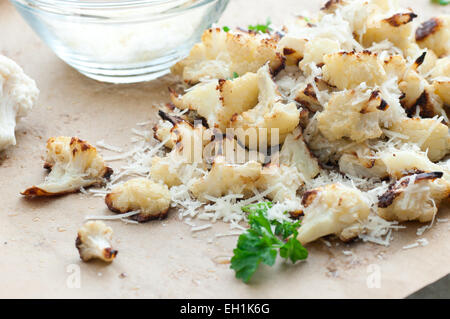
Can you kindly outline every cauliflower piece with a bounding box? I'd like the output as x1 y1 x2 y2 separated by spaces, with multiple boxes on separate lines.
322 51 406 90
429 57 450 105
171 72 259 131
404 84 446 119
278 36 308 66
75 221 117 263
415 16 450 57
299 38 341 74
390 118 450 162
22 137 113 196
231 65 300 147
153 119 175 149
377 172 450 222
338 144 388 179
0 54 39 151
297 183 371 244
379 146 444 179
317 89 389 142
278 126 320 180
171 28 284 84
189 156 262 202
362 12 418 55
433 81 450 106
294 80 329 112
105 178 171 222
256 164 304 202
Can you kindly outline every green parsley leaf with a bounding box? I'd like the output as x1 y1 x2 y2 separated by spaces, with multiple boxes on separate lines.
223 26 230 32
248 18 273 33
432 0 449 5
232 72 239 79
230 201 308 283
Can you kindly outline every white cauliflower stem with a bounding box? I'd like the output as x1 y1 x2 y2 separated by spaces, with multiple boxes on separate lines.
76 221 118 263
0 55 39 151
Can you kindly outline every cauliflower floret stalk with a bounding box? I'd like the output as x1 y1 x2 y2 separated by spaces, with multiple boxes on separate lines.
0 55 39 151
21 137 113 196
75 221 118 263
105 178 171 223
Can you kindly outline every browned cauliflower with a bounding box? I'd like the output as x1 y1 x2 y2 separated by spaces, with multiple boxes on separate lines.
377 172 450 223
105 178 171 222
297 183 371 244
75 221 118 263
171 28 284 84
21 137 113 196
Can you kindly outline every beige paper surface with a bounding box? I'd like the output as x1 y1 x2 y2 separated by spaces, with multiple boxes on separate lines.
0 0 449 299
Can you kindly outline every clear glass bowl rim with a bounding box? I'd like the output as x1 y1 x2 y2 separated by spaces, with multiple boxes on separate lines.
10 0 221 11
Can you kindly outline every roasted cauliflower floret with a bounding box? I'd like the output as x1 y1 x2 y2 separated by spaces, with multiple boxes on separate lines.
415 16 450 57
189 156 262 202
105 178 171 222
75 221 118 263
429 57 450 105
362 12 418 55
317 89 389 142
404 84 446 119
299 38 341 74
297 183 371 244
278 126 320 180
171 28 284 84
0 54 39 151
322 51 406 90
22 137 113 196
256 164 304 202
338 144 388 179
171 72 259 131
390 118 450 162
377 172 450 222
379 146 444 179
231 65 300 147
278 36 308 66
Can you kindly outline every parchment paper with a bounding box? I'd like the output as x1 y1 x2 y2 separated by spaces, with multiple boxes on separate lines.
0 0 449 299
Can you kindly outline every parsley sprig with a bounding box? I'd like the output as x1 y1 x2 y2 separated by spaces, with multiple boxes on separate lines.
230 202 308 283
248 18 273 33
432 0 449 5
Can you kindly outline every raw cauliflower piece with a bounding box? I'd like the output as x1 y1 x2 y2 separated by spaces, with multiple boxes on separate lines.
297 183 371 244
256 164 304 202
22 137 113 196
317 89 389 142
390 118 450 162
171 28 284 84
75 221 118 263
0 54 39 151
415 16 450 57
189 156 262 202
362 12 418 55
105 178 171 222
377 172 450 222
231 65 300 147
171 72 259 131
278 126 320 180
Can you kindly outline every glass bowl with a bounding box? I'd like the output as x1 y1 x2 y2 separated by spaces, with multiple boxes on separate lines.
10 0 230 83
